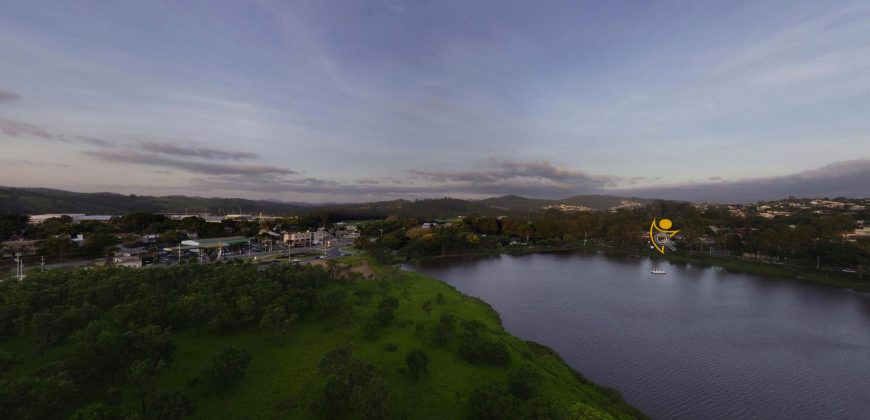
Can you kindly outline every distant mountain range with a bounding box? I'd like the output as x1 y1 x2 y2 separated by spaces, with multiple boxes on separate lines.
0 186 652 218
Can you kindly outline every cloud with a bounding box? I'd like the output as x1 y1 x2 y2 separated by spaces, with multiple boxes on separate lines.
74 136 115 148
708 176 722 181
618 158 870 202
183 160 618 199
181 158 870 203
0 158 69 168
0 118 52 139
140 141 258 161
0 89 21 102
82 149 295 175
409 160 619 190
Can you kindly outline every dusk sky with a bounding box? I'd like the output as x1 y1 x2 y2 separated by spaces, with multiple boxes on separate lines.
1 0 868 202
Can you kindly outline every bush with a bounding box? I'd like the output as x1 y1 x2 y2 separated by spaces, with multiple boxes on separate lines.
404 348 429 380
459 339 511 366
508 365 540 399
374 296 400 326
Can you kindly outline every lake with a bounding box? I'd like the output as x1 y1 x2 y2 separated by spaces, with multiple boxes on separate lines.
404 252 870 420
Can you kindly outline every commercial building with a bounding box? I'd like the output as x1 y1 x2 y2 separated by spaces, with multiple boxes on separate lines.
181 236 248 250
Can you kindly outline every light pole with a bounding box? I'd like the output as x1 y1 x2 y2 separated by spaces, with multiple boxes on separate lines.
248 239 252 259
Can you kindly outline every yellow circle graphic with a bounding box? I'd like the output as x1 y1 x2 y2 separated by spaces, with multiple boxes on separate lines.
659 219 672 229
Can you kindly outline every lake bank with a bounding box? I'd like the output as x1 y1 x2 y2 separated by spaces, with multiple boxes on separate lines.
406 243 870 293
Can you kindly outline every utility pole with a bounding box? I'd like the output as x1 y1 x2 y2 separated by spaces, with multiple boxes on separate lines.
817 255 820 270
178 242 182 265
41 256 45 272
248 239 252 259
14 253 23 281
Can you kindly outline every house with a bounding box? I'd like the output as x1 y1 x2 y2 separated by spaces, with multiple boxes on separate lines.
844 227 870 240
71 234 85 246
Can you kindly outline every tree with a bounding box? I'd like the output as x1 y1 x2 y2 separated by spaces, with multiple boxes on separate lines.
0 371 78 419
38 236 75 260
158 230 188 244
259 305 297 334
468 384 517 420
202 348 252 391
0 214 29 241
404 348 429 380
314 346 389 419
82 233 120 256
129 358 167 413
143 390 196 420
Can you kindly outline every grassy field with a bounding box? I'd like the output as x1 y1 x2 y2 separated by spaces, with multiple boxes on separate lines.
153 260 641 418
0 257 644 419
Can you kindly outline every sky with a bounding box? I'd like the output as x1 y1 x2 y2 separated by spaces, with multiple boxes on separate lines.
1 0 868 203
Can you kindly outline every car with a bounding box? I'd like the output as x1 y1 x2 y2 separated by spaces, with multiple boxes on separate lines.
318 255 327 259
291 258 301 263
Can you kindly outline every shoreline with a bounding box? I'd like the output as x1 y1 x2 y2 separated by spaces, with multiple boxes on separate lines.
406 244 870 293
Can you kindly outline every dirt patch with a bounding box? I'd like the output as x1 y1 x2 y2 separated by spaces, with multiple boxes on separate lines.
306 259 375 279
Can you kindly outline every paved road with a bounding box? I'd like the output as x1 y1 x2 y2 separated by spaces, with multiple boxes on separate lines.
4 239 356 275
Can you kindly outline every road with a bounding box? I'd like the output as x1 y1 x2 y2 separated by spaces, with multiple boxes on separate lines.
4 239 356 275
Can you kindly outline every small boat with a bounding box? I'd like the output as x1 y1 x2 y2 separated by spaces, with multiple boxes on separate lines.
651 268 666 274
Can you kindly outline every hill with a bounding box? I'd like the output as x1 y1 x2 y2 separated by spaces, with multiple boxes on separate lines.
0 186 653 218
0 257 645 419
479 194 651 212
0 187 307 215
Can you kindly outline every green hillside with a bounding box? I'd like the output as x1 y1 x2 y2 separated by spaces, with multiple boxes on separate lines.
0 257 644 419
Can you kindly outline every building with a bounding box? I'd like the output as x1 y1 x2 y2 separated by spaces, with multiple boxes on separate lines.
71 233 86 246
287 231 312 247
844 227 870 240
113 255 142 268
180 236 248 252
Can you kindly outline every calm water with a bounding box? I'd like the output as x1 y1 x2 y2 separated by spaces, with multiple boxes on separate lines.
405 252 870 420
